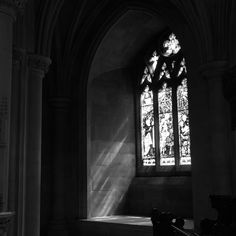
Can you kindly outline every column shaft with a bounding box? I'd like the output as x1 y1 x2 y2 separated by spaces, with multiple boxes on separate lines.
0 1 15 212
208 76 231 193
24 55 51 236
222 66 236 195
48 98 70 236
200 61 231 195
8 48 26 236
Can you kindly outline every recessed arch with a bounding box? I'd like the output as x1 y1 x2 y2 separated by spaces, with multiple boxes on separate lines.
86 8 174 218
68 0 195 220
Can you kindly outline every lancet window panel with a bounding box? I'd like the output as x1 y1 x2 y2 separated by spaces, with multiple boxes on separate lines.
140 86 155 166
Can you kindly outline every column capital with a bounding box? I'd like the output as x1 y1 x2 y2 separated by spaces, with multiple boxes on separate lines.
28 54 51 75
198 60 228 79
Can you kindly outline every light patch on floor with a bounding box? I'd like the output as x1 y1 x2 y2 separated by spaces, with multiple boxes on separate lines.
82 215 194 230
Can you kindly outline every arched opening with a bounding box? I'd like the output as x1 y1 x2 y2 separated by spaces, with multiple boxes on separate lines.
87 9 193 219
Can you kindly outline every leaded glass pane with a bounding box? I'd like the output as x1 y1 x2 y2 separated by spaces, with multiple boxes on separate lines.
141 86 155 166
177 79 191 165
158 83 175 166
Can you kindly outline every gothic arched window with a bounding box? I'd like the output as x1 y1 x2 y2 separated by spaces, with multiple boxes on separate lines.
138 33 191 175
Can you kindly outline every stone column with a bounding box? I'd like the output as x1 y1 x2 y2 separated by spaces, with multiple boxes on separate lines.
199 61 232 195
232 128 236 195
47 97 71 236
0 0 16 212
8 48 26 236
222 66 236 195
24 54 51 236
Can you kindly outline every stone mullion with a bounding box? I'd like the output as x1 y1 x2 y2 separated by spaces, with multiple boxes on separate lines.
172 84 180 168
153 86 160 168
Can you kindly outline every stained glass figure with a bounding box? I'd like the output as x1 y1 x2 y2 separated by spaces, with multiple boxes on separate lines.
163 33 181 57
141 86 155 166
158 83 175 166
141 67 152 84
159 63 170 80
178 58 187 77
177 79 191 165
172 61 175 69
148 51 159 75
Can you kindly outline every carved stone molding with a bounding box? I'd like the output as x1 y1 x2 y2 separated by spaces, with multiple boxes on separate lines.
28 54 51 75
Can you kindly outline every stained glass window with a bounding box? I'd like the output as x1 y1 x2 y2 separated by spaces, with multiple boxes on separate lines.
138 32 191 171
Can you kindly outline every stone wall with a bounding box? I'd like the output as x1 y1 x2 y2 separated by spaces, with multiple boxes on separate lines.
87 68 136 217
125 176 193 218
